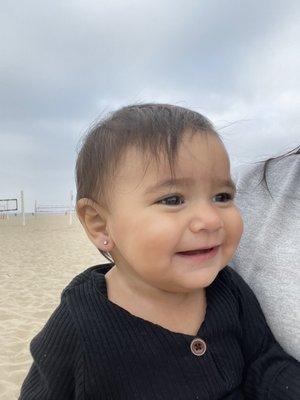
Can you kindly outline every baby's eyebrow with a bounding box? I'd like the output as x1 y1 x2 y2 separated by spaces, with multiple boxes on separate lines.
144 178 194 195
145 177 236 195
215 178 237 194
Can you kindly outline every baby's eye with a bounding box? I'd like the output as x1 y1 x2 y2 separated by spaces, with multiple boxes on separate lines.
213 192 233 203
158 195 185 206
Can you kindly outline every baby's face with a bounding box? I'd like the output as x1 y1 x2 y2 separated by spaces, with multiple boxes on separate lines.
106 131 243 293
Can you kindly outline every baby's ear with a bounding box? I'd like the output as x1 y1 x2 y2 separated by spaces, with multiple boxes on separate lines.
76 198 114 252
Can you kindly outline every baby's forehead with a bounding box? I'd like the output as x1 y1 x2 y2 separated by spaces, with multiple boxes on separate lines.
121 132 225 164
114 137 230 188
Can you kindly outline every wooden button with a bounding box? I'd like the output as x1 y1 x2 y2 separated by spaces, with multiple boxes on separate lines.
190 338 206 356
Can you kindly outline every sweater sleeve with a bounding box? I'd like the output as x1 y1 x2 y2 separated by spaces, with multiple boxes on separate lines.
228 268 300 399
19 294 84 400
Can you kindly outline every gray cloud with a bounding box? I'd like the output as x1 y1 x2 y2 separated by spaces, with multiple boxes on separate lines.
0 0 299 211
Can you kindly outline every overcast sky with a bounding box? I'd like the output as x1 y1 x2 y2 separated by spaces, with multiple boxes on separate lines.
1 0 299 212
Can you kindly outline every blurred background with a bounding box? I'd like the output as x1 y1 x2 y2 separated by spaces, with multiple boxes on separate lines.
0 0 299 211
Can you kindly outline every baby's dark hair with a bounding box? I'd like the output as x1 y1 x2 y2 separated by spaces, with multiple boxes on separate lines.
76 103 218 205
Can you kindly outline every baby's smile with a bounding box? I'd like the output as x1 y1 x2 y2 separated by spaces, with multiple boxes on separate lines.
175 245 221 262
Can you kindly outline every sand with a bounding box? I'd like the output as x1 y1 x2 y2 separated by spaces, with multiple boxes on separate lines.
0 214 106 399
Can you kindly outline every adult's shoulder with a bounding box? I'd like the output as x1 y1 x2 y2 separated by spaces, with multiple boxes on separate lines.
233 153 299 191
232 162 262 185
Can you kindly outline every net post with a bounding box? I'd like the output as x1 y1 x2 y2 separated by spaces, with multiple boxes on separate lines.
69 191 73 226
21 190 25 226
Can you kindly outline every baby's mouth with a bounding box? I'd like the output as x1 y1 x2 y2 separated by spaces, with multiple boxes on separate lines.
177 246 219 256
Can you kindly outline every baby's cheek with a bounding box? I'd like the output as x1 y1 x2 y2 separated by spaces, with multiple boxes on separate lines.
229 206 243 237
223 211 243 258
235 212 244 242
136 220 176 260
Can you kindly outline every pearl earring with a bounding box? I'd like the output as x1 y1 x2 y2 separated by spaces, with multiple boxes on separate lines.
103 240 109 245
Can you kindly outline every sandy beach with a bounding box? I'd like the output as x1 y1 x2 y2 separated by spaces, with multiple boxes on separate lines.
0 214 106 399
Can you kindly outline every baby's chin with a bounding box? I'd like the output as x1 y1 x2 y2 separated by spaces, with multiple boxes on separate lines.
163 267 223 293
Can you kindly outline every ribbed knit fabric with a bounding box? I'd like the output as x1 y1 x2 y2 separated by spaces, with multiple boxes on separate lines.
20 264 300 399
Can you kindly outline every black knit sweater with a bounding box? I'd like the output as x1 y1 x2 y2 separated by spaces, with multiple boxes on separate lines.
20 264 299 399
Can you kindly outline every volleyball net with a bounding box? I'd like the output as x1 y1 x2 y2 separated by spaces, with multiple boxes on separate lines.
35 204 75 214
0 198 18 219
34 191 75 225
0 198 18 212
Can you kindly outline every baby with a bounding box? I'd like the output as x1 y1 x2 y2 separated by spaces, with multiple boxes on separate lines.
20 104 299 399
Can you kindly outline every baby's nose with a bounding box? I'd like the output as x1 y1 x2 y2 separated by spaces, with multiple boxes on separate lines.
189 205 224 233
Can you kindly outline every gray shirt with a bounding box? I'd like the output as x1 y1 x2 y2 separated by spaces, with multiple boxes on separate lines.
231 154 300 360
